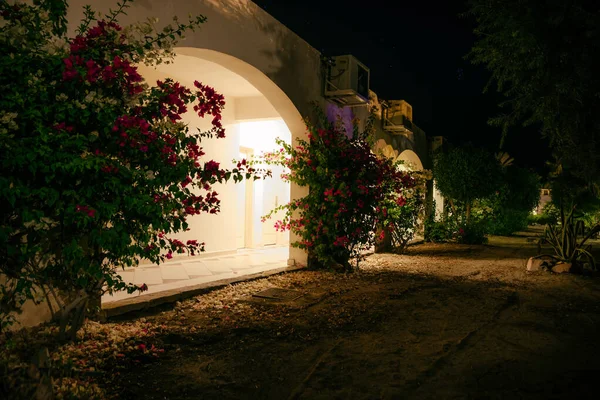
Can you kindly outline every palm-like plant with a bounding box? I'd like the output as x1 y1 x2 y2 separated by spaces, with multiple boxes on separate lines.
540 206 600 270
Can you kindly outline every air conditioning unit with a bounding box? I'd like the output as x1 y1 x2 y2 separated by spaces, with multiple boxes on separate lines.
324 55 370 106
430 136 444 152
383 100 414 134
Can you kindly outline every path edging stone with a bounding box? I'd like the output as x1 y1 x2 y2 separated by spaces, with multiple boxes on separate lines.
100 265 306 320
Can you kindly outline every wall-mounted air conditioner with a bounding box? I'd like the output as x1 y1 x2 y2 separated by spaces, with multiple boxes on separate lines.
383 100 414 135
324 55 370 107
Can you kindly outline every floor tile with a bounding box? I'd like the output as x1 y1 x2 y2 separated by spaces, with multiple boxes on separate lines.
160 265 190 280
114 270 135 284
202 260 234 274
183 262 213 276
102 246 291 305
133 268 164 285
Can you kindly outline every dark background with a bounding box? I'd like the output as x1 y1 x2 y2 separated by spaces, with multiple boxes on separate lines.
252 0 550 176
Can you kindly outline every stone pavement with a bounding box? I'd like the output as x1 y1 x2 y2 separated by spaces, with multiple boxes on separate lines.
101 246 289 305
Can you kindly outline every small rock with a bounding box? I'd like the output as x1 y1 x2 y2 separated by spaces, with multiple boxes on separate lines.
526 257 547 271
552 262 572 274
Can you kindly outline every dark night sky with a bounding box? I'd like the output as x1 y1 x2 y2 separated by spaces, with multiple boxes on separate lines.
252 0 551 175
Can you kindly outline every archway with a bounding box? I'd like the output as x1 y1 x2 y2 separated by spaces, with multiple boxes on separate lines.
396 149 424 171
103 49 307 305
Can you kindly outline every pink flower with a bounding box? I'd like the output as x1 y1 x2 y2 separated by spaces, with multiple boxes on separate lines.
165 252 173 259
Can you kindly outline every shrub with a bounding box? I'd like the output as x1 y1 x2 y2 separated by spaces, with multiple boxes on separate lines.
424 211 455 243
379 168 431 252
528 213 555 226
478 165 541 235
541 206 600 270
528 202 560 226
487 209 530 235
433 144 502 223
424 204 487 245
260 110 416 270
0 0 265 338
455 221 488 244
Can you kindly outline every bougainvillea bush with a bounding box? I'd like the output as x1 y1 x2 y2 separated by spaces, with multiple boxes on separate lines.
0 0 265 338
261 112 417 271
378 166 431 252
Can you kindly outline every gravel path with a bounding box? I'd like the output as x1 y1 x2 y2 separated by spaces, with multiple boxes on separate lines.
103 233 600 399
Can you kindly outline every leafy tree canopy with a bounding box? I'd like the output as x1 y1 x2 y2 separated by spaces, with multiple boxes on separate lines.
466 0 600 190
433 143 501 220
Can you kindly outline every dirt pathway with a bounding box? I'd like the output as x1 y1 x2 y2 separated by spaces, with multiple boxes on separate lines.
108 234 600 399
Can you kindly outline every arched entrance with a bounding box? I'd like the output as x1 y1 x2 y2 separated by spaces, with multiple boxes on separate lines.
103 49 307 305
396 149 424 171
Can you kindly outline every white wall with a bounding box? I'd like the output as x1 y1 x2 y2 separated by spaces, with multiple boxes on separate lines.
235 96 280 121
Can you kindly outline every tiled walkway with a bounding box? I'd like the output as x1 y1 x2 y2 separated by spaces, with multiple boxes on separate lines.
102 246 289 304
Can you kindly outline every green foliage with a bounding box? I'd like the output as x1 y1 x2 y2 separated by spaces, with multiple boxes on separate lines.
423 211 487 245
433 144 501 222
466 0 600 188
455 221 488 245
424 215 455 243
487 209 531 235
542 206 600 270
480 165 541 235
528 202 559 226
527 213 552 226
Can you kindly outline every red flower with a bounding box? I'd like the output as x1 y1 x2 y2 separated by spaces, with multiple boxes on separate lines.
395 196 407 207
204 160 220 172
75 204 96 218
181 176 193 188
333 236 349 247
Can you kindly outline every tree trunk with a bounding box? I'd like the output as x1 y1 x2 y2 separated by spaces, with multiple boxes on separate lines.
375 226 392 253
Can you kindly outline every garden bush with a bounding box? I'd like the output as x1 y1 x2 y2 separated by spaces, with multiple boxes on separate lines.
0 0 266 338
482 165 540 235
260 110 417 270
527 212 557 226
455 221 488 244
487 208 530 235
424 211 455 243
433 144 501 223
378 167 431 253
